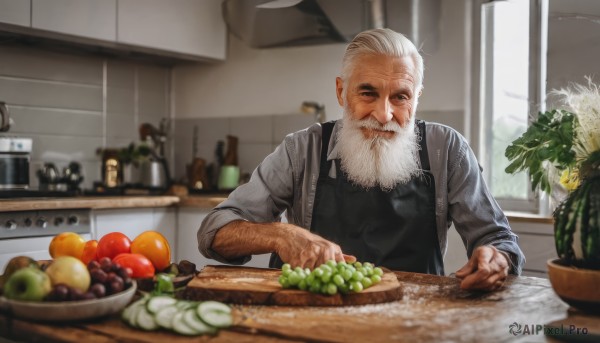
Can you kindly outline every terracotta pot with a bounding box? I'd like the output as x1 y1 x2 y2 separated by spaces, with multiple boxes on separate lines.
547 258 600 313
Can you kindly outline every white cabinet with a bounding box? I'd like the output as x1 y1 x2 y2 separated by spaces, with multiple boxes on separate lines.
0 234 92 272
92 208 177 257
117 0 226 60
177 208 270 269
0 0 30 27
31 0 117 41
509 220 554 277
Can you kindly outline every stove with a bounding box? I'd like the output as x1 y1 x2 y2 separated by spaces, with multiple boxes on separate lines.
0 209 91 240
0 208 92 271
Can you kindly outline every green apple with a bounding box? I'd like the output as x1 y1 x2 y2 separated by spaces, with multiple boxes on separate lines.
0 256 38 292
3 267 52 301
45 256 91 292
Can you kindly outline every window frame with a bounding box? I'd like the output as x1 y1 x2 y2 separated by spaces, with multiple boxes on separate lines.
471 0 550 214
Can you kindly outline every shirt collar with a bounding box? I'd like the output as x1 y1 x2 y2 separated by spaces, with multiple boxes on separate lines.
326 120 343 162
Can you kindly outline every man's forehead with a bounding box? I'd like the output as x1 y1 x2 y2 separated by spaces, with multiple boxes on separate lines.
349 54 417 84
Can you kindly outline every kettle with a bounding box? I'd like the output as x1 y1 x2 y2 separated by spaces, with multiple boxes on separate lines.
0 102 11 132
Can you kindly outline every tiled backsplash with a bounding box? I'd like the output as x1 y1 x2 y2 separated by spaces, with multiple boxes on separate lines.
0 45 170 189
173 114 317 183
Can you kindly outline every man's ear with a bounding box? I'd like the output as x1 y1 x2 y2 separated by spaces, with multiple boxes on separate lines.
418 85 423 97
336 77 344 106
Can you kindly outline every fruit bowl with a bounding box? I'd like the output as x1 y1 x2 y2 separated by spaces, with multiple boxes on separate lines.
0 282 136 322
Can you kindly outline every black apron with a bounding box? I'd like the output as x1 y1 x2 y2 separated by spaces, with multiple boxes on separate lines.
270 120 444 275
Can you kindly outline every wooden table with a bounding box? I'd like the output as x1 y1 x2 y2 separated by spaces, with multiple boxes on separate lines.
1 271 599 342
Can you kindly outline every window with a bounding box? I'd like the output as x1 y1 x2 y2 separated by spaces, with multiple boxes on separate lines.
477 0 545 213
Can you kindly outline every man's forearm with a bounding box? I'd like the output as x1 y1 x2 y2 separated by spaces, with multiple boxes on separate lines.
211 220 290 260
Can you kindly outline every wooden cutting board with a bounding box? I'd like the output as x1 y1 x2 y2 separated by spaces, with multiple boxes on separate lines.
182 265 402 306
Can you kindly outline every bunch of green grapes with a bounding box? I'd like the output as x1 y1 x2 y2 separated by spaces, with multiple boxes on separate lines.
278 260 384 295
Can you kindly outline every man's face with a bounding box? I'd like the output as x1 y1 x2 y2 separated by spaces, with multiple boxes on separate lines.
336 54 420 140
335 54 423 190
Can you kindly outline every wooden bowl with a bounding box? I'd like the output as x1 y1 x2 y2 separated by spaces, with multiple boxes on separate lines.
547 258 600 313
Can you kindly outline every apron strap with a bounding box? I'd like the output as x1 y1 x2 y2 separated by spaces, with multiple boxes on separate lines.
319 120 336 177
416 120 430 171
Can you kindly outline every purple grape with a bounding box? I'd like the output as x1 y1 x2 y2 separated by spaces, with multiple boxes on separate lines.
90 283 106 298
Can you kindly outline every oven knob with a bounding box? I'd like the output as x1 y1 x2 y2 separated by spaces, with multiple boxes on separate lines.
36 218 48 228
68 215 79 225
5 220 17 230
54 217 65 226
24 218 32 227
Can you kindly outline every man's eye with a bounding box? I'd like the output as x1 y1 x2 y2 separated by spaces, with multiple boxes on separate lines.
394 94 408 101
360 92 377 97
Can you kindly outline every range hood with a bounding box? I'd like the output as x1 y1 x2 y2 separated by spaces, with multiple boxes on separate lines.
222 0 441 51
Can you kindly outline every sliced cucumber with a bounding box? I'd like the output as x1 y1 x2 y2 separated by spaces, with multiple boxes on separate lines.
155 305 179 329
183 309 217 335
172 311 198 336
197 301 233 328
146 295 178 314
136 306 159 331
125 300 146 328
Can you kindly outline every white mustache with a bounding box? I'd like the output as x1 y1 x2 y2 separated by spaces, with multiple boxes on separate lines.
353 117 403 133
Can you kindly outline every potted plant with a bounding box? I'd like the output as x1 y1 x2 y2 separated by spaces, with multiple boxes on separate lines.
505 78 600 313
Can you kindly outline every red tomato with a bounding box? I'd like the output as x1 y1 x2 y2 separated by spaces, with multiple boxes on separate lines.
131 231 171 272
80 239 98 264
112 253 155 278
97 232 131 260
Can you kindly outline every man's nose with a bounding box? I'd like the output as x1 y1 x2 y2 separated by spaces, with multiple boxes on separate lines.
371 99 393 124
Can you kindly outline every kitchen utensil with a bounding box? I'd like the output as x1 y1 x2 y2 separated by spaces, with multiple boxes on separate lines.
184 265 402 306
218 165 240 190
139 159 171 189
0 282 136 323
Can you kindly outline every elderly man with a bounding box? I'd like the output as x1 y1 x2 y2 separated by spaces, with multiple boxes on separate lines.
198 28 524 291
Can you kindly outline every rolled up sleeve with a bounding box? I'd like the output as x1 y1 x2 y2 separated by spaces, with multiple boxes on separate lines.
447 141 526 275
197 138 295 264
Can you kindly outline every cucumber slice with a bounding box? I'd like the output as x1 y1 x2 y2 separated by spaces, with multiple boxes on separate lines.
136 306 159 331
175 300 195 310
124 300 146 328
183 309 217 335
146 295 178 314
155 305 179 329
197 301 233 328
172 311 198 336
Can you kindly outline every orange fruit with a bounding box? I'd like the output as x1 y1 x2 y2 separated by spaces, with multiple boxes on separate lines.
131 231 171 272
49 232 85 259
80 240 99 265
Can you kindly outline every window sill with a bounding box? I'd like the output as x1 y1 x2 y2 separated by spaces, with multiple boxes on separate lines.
505 211 554 224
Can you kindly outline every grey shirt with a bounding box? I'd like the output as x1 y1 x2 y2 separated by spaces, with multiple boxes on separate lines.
198 120 525 274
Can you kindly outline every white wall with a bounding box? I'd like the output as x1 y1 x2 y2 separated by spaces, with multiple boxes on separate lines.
173 0 469 133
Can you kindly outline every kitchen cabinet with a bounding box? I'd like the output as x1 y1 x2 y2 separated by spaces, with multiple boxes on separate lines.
92 208 176 255
177 208 270 269
117 0 226 60
31 0 117 41
0 0 30 27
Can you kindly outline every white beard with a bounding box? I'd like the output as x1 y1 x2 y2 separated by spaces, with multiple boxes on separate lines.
337 110 422 191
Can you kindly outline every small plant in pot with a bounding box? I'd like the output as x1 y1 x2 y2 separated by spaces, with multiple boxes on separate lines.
505 78 600 313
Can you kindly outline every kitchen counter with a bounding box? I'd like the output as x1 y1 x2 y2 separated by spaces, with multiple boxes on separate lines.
1 271 598 342
0 196 181 212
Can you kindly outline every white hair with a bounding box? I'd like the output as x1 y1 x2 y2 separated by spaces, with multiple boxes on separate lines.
341 28 424 93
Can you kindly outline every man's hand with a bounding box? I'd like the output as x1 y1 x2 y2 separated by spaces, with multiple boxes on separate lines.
277 227 355 269
211 221 355 270
455 245 509 291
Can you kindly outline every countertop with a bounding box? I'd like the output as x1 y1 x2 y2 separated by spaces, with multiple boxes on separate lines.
0 194 230 212
0 194 554 224
1 271 598 342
